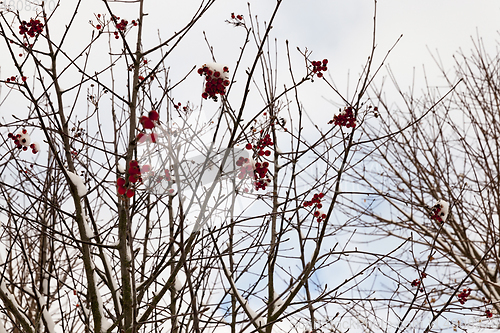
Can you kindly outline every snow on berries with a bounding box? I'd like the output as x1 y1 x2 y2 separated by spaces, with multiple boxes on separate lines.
197 63 230 101
7 129 39 154
429 200 449 223
328 106 356 128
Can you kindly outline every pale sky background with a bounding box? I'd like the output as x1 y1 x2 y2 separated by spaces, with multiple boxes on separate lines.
2 0 500 114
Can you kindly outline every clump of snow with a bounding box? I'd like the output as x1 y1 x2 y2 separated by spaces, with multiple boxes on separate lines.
83 214 94 238
35 289 56 332
272 291 284 315
93 271 113 333
66 170 88 196
174 275 183 292
204 62 230 80
243 299 265 328
438 200 450 221
117 162 126 174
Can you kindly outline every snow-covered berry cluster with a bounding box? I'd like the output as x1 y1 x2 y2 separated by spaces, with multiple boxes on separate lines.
303 192 326 222
197 63 230 101
19 18 43 38
457 288 471 305
311 59 328 78
7 129 39 153
429 200 449 223
328 106 356 128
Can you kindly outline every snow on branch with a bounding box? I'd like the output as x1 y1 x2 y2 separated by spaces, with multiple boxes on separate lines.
66 170 88 197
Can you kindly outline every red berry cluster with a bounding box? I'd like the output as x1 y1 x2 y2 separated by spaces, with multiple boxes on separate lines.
7 129 39 153
486 309 493 318
112 16 137 39
162 169 172 182
117 160 143 198
245 133 274 190
311 59 328 78
197 63 230 101
174 102 190 112
457 288 471 305
411 272 427 291
253 161 271 190
430 203 445 223
5 75 27 83
328 106 356 128
138 110 159 132
236 156 254 180
230 13 243 20
303 192 326 222
19 19 44 38
251 133 273 157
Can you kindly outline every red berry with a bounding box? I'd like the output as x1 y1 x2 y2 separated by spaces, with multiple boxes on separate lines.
126 189 135 198
245 143 253 150
118 186 126 195
142 118 155 129
148 110 159 121
117 178 126 187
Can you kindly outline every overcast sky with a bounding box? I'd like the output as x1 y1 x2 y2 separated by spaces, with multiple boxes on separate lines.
2 0 499 110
